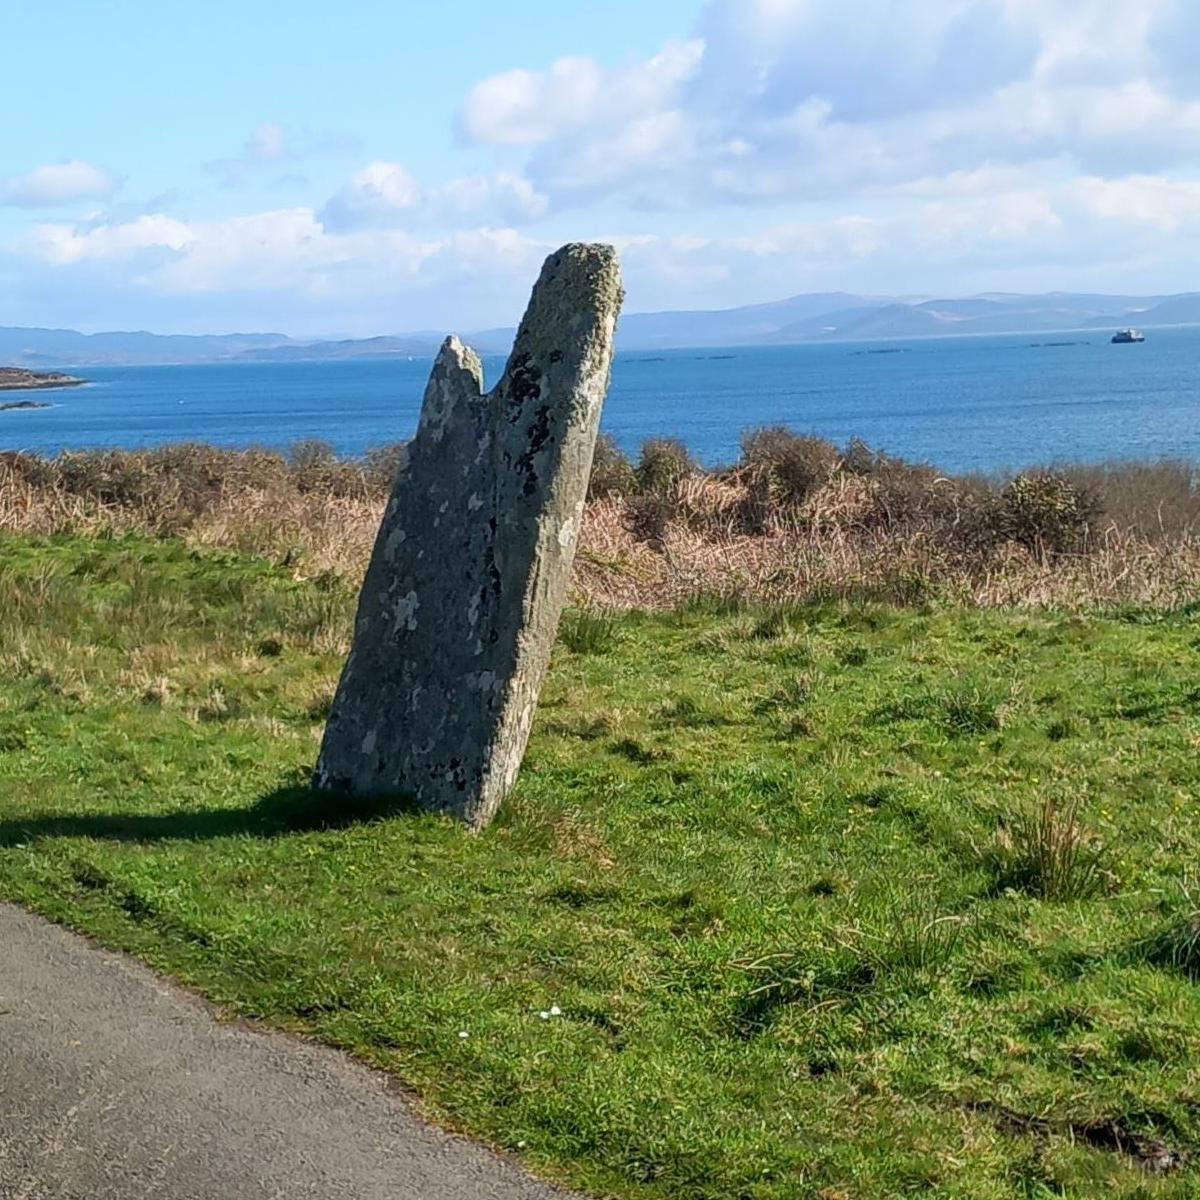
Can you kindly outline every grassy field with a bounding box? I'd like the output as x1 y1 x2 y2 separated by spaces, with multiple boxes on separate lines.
4 533 1200 1198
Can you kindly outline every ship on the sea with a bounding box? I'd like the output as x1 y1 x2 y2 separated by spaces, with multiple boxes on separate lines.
1111 328 1146 344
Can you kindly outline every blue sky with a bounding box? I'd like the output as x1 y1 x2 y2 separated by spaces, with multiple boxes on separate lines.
4 0 1200 336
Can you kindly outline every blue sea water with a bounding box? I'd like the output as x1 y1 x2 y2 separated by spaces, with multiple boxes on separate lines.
3 329 1197 473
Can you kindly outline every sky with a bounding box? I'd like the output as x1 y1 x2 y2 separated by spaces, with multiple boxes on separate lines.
4 0 1200 337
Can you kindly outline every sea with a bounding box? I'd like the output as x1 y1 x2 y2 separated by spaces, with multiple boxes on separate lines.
3 328 1198 474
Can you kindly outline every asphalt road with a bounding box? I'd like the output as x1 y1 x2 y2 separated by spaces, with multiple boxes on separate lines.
0 904 573 1199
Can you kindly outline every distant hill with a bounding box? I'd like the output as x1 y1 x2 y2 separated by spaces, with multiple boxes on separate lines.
772 303 948 341
226 294 890 363
1092 294 1200 328
0 326 291 367
615 292 884 349
5 290 1200 367
236 335 446 361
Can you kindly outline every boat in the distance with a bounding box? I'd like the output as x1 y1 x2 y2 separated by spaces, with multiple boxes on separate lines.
1112 328 1146 344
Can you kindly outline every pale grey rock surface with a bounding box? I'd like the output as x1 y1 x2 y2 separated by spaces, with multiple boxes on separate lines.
315 243 623 829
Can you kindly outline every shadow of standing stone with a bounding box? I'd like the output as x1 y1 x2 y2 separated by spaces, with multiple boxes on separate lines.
314 243 624 829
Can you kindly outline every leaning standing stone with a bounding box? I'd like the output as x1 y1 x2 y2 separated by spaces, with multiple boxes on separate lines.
314 244 623 829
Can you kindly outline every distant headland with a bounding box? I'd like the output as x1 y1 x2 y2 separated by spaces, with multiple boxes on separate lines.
5 289 1200 366
0 367 87 392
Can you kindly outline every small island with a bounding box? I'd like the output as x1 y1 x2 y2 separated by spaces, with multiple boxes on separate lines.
0 398 54 411
0 367 86 392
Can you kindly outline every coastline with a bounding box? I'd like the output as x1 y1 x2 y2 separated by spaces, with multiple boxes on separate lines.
0 369 87 392
0 374 87 393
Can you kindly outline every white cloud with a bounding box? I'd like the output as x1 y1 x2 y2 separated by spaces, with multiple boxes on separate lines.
2 160 114 208
1015 0 1172 84
321 162 547 230
24 208 550 316
322 162 422 227
205 123 295 186
455 0 1200 211
18 166 1200 333
14 174 1114 309
692 0 1037 124
436 172 548 222
1075 175 1200 230
11 0 1200 332
32 213 192 264
459 40 703 145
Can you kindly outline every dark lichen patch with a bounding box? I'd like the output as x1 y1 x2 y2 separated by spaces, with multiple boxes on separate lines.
514 404 554 497
505 351 543 414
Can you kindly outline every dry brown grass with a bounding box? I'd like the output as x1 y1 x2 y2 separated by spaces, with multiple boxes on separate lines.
0 443 385 578
577 497 1200 610
4 436 1200 612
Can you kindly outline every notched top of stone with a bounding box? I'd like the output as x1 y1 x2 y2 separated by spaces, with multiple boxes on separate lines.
432 243 621 418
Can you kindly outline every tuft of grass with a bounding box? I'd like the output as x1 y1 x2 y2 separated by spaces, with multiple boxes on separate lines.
1137 885 1200 980
140 676 173 707
1046 713 1083 741
938 679 1007 736
558 607 620 655
753 675 812 715
732 893 974 1032
989 796 1111 901
878 894 975 974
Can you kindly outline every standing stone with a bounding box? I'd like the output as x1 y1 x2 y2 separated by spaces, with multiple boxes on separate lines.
314 243 623 829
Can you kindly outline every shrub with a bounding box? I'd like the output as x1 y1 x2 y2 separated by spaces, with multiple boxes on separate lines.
866 462 958 528
289 439 370 498
623 439 700 545
740 427 840 509
624 493 675 546
56 450 159 508
636 438 695 496
361 443 408 496
842 437 889 476
0 451 57 489
5 434 1200 613
822 440 1001 559
1062 459 1200 540
587 434 637 500
994 472 1100 557
859 461 996 553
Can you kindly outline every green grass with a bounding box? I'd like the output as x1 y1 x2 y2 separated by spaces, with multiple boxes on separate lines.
5 533 1200 1198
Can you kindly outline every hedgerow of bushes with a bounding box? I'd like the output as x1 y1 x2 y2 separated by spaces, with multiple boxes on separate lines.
593 427 1157 562
2 429 1196 573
